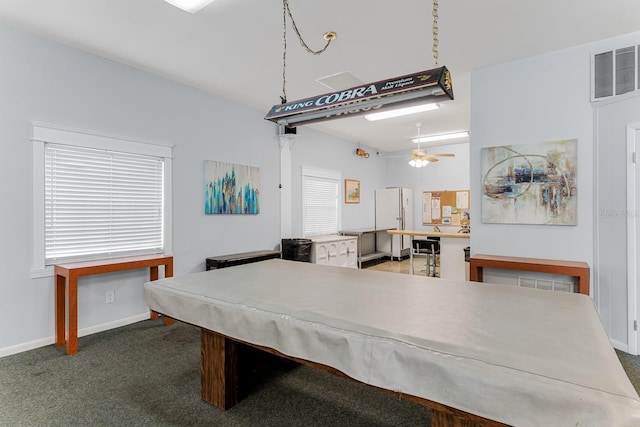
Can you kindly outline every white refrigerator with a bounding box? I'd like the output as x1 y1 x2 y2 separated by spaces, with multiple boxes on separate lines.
375 188 413 260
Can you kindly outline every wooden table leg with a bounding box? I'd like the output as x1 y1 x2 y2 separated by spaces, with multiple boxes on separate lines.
162 262 174 325
578 271 590 295
149 266 160 320
67 276 78 355
469 264 483 282
54 274 66 346
201 328 238 410
149 264 174 325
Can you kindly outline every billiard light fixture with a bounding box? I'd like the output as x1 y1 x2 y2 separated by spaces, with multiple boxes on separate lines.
412 130 469 144
265 66 453 127
264 0 454 128
364 103 440 121
163 0 215 13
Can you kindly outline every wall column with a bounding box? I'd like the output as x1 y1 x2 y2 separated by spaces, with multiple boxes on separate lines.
279 134 295 239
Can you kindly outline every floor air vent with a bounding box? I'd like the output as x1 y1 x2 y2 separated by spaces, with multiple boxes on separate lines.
518 276 575 293
592 44 639 102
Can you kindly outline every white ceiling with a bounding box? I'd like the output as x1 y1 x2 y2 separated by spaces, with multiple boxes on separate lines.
1 0 639 152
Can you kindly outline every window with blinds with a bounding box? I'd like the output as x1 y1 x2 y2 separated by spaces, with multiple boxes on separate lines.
31 124 172 276
302 167 340 237
44 144 165 263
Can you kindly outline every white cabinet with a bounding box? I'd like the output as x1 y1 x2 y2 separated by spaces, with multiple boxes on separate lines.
311 235 357 269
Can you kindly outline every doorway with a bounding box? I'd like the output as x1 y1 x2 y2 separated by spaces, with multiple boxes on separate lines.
627 124 640 355
595 95 640 353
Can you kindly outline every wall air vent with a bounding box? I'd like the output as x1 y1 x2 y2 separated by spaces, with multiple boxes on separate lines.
591 44 639 102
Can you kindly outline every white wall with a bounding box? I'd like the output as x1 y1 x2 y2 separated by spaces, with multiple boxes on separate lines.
290 128 388 236
470 31 640 347
0 24 284 355
0 23 395 356
6 20 636 355
470 47 594 262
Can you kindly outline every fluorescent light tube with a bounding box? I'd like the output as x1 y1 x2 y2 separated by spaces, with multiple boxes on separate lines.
164 0 215 13
412 131 469 144
364 103 440 121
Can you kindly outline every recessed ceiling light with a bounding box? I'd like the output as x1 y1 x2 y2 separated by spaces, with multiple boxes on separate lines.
412 131 469 144
163 0 215 13
364 103 440 121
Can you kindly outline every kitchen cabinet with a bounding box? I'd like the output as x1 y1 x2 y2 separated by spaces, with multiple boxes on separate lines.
311 235 357 269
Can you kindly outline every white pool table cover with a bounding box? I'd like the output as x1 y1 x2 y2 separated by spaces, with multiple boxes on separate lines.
144 259 640 426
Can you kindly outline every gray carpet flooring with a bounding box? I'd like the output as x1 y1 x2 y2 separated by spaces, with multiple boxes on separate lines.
2 319 640 426
0 320 432 426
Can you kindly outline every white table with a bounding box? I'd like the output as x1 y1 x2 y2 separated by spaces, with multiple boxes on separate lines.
144 259 640 427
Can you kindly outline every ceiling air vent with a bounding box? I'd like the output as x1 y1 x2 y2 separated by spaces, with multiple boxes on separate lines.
591 45 639 102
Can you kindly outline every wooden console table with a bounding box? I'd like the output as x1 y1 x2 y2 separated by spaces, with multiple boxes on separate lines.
469 254 590 295
54 254 174 355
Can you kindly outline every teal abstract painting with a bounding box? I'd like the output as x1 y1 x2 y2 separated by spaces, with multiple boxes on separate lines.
205 160 260 215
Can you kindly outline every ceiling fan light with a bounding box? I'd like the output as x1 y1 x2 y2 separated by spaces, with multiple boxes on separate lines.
412 130 469 144
163 0 215 13
364 103 440 121
409 159 430 168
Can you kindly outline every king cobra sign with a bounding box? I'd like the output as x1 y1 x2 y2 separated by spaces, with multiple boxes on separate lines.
265 66 453 127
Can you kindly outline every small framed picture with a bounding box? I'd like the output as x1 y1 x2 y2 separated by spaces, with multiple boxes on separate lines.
345 179 360 204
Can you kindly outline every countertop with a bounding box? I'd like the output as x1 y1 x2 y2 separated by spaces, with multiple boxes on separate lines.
387 230 471 239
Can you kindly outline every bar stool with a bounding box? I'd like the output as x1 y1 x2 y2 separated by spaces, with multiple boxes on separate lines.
424 238 440 277
412 239 440 277
412 239 430 275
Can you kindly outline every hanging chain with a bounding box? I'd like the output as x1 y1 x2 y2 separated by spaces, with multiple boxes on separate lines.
283 0 334 55
281 0 336 103
432 0 439 66
282 1 288 103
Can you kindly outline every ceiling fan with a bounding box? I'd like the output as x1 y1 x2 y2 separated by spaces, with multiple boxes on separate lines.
408 123 455 167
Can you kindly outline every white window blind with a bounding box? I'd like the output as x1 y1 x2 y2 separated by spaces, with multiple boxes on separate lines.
44 143 164 263
302 167 340 237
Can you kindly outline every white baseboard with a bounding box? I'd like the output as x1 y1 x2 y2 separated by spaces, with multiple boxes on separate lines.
0 336 55 359
611 338 629 353
77 312 150 338
0 312 150 358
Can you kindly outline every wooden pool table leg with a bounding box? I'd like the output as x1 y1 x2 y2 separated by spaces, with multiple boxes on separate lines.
201 328 238 410
198 328 507 426
431 405 507 427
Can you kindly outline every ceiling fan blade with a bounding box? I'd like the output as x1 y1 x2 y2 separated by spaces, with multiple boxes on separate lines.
432 153 455 157
425 154 439 162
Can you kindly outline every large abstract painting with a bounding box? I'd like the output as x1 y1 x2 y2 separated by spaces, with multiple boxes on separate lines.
205 160 260 215
481 139 577 225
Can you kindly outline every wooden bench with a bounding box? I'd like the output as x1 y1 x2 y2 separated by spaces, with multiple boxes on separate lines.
469 254 590 295
205 250 281 271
